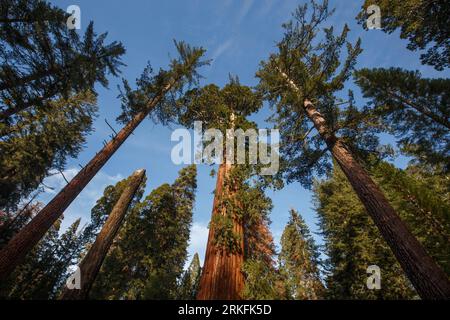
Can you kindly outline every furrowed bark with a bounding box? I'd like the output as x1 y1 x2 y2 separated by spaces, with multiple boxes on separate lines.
0 79 175 281
279 69 450 299
59 169 145 300
304 99 450 299
197 162 245 300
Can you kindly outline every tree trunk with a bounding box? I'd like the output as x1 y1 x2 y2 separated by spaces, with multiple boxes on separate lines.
196 162 245 300
0 79 175 281
59 169 145 300
303 99 450 299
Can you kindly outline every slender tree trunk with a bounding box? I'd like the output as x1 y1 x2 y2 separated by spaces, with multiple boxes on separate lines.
0 79 175 281
303 98 450 299
386 89 450 129
196 162 245 300
59 169 145 300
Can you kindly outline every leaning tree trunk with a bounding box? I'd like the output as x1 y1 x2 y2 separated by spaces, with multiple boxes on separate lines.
0 79 175 281
60 169 145 300
303 99 450 299
196 162 245 300
279 69 450 299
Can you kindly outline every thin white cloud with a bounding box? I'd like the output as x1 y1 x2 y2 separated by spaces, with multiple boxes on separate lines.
211 38 234 63
257 0 275 18
39 168 124 231
236 0 255 25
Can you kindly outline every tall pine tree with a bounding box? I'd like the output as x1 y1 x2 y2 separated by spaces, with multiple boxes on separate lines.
256 0 450 298
279 209 324 300
0 41 207 281
0 0 125 120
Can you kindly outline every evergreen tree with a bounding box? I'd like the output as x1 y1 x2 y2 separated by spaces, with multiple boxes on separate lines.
89 165 197 299
357 0 450 70
60 169 146 300
279 209 324 300
256 0 450 298
0 41 207 281
242 212 282 300
0 91 97 209
354 68 450 171
176 78 265 299
0 213 95 299
315 161 450 299
0 0 125 120
177 253 202 300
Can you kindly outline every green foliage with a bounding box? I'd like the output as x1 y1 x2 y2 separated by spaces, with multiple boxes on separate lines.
90 165 197 299
357 0 450 70
314 161 450 299
241 185 280 300
279 209 324 299
178 76 262 132
242 259 283 300
116 41 208 125
355 68 450 171
0 0 125 119
0 91 98 209
256 0 386 188
0 208 96 299
177 253 202 300
210 214 242 254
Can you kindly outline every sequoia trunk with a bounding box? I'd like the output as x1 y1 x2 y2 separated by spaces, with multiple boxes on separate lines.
196 162 245 300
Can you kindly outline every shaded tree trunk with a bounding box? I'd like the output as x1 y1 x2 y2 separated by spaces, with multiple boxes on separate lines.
59 169 145 300
196 162 245 300
303 98 450 299
0 79 175 281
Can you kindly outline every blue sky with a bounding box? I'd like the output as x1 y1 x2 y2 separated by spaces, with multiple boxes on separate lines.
41 0 449 266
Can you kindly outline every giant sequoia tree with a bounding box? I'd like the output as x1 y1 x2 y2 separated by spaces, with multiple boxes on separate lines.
0 0 125 120
256 0 450 299
357 0 450 70
176 79 265 299
354 68 450 171
0 41 207 281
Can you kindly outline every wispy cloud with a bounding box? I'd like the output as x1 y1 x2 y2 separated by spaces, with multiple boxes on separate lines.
211 38 234 63
236 0 255 25
39 168 124 230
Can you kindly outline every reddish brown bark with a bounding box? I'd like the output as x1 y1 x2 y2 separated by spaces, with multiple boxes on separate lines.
303 99 450 299
196 162 245 300
59 169 145 300
0 80 175 281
